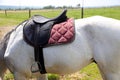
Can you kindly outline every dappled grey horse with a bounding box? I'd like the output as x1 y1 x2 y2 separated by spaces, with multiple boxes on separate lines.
0 16 120 80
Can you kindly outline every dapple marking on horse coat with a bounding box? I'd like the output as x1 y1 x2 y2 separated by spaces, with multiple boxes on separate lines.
0 16 120 80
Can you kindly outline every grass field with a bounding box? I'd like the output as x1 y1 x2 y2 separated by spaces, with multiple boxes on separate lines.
0 6 120 27
0 6 120 80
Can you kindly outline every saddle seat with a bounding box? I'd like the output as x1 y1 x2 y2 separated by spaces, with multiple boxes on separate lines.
23 9 67 47
33 9 67 24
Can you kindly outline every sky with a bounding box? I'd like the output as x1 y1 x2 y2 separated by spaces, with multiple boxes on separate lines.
0 0 120 7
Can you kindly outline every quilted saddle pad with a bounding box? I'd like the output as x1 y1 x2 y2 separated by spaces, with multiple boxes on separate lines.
48 18 75 45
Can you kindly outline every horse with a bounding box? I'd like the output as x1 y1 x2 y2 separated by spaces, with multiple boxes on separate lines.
0 16 120 80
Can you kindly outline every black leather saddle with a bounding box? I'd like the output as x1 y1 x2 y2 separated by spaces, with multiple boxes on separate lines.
23 9 68 74
23 9 67 47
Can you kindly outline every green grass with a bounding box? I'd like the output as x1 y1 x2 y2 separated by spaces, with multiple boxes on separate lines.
0 6 120 27
79 63 102 80
1 6 120 80
48 74 60 80
0 10 29 26
84 7 120 19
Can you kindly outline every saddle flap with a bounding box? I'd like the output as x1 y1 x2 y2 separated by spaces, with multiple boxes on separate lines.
35 22 54 46
23 20 54 47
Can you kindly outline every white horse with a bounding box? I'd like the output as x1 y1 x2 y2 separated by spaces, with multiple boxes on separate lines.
0 16 120 80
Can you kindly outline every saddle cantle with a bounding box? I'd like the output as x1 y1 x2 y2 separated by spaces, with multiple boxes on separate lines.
23 9 67 47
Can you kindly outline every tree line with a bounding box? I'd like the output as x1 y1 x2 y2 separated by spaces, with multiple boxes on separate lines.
0 4 81 10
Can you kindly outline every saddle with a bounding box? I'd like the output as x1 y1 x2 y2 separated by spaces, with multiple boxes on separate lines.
23 9 67 47
23 9 68 74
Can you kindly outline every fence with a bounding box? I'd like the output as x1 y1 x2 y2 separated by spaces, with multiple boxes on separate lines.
2 9 31 18
0 7 120 20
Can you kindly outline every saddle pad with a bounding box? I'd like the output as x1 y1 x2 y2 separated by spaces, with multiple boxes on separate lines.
48 18 75 45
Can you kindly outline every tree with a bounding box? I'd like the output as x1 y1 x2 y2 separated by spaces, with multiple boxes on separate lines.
77 4 81 8
43 5 55 9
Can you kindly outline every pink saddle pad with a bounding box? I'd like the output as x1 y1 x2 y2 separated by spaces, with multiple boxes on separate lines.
48 18 75 45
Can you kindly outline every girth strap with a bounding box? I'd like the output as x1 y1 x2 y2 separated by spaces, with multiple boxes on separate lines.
34 24 47 74
34 46 46 74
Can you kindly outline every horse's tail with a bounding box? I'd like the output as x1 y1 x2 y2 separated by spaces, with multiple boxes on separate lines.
0 30 13 79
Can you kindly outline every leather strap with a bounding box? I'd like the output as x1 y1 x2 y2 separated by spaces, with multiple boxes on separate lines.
34 46 47 74
34 24 47 74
